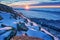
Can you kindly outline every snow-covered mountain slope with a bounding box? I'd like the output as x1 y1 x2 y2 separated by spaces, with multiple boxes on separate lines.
0 11 55 40
0 4 55 40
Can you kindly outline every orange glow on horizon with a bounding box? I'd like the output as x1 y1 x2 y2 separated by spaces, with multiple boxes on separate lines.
30 6 60 8
11 5 60 8
24 4 30 10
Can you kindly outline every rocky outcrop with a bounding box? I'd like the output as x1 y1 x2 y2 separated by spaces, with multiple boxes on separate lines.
0 4 14 13
11 36 43 40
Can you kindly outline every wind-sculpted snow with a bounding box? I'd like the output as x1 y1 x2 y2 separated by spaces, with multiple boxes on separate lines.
30 18 60 40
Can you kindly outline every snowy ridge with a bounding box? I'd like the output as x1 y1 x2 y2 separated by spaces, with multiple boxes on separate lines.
0 4 59 40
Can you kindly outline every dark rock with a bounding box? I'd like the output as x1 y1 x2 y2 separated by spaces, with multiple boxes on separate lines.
17 22 28 31
0 15 3 20
0 4 14 13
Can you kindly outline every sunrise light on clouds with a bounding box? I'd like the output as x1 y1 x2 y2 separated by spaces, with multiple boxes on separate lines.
0 0 60 8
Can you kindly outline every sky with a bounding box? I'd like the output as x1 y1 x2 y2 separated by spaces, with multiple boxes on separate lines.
0 0 60 8
0 0 60 5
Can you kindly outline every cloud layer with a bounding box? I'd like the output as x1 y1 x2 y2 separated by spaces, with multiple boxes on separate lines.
0 0 60 5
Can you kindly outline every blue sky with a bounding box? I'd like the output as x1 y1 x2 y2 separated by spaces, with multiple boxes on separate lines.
0 0 60 5
0 0 60 3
